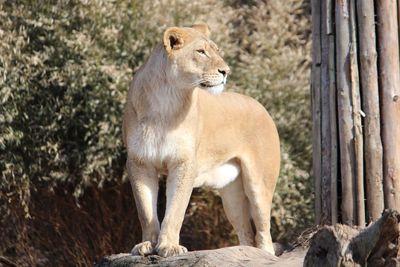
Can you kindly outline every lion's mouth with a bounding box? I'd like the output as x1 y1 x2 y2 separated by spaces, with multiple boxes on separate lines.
200 83 213 87
199 83 225 95
200 82 223 88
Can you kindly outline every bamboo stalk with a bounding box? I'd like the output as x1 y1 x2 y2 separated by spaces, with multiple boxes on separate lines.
335 0 356 225
356 0 384 221
311 0 322 224
321 0 332 224
376 0 400 211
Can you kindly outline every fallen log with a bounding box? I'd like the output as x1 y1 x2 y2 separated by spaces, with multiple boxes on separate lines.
95 245 306 267
304 209 400 266
96 210 400 266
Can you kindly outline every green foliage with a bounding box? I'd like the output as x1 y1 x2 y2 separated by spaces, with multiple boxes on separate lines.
1 0 312 255
1 0 145 200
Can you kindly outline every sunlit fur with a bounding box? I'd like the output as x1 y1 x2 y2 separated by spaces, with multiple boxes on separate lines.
122 23 280 257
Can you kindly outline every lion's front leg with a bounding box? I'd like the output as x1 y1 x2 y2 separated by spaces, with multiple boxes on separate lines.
155 162 194 257
127 159 160 256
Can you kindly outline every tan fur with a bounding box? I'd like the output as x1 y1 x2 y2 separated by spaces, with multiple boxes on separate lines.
123 24 280 257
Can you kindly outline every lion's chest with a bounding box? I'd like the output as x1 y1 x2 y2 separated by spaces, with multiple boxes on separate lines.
129 121 191 168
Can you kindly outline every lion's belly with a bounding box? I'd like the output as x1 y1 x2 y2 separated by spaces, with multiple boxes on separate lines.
194 160 240 189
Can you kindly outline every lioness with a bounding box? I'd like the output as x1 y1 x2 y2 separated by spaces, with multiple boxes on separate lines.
122 23 280 257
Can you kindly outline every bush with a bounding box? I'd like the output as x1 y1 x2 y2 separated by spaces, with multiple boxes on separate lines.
0 0 312 265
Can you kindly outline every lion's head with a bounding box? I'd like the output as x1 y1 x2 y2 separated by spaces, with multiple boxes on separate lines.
162 23 230 94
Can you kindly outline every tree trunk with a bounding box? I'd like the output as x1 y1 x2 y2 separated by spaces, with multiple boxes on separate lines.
376 0 400 211
335 0 356 225
312 0 400 227
95 246 307 267
356 0 384 221
349 0 365 226
304 209 400 267
311 0 322 225
321 0 333 224
96 211 400 267
328 6 338 225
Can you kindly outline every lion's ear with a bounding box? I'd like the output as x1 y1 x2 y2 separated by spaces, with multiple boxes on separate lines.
192 23 210 38
163 27 189 53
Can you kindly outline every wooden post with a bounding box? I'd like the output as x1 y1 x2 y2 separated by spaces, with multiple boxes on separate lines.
321 0 332 224
311 0 322 224
327 1 338 224
376 0 400 211
335 0 356 225
349 0 365 226
312 0 400 226
356 0 384 221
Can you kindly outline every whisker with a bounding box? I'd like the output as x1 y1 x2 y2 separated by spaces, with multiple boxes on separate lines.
189 79 205 86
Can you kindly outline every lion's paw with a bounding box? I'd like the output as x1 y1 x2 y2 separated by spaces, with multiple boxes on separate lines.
155 243 188 257
131 241 154 256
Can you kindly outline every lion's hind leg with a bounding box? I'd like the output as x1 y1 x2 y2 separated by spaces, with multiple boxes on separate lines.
240 159 278 255
219 176 255 246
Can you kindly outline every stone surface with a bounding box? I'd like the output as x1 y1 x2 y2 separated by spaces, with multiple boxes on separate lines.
304 210 400 267
95 246 306 267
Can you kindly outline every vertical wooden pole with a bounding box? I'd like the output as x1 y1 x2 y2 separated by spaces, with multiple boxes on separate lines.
376 0 400 211
356 0 384 221
328 0 338 224
311 0 322 224
349 0 365 226
321 0 332 224
398 0 400 50
335 0 356 225
313 0 400 225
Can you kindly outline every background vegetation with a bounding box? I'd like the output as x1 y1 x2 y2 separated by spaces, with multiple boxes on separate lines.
0 0 312 266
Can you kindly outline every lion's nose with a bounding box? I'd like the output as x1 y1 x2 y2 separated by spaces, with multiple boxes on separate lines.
218 68 230 77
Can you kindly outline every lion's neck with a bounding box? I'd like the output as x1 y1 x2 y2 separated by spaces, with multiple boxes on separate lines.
145 85 194 121
132 45 196 123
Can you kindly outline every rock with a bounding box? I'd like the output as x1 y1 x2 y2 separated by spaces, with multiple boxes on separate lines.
96 210 400 267
95 245 306 267
304 209 400 267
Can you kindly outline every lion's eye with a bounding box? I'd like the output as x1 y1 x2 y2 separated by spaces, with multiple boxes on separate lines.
197 49 206 55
